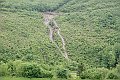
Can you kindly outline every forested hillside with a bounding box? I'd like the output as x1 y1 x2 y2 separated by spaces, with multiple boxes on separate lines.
56 0 120 67
0 0 70 12
0 0 120 80
57 0 120 12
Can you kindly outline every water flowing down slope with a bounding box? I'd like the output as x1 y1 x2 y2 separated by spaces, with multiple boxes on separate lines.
43 12 69 60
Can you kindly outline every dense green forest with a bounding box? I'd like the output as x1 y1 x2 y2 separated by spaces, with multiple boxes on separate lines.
0 0 120 80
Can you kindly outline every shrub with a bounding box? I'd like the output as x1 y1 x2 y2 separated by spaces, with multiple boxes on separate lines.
19 63 42 78
56 68 69 79
17 62 53 78
103 51 116 68
0 63 8 76
106 72 118 79
0 61 53 78
7 61 16 76
42 70 53 78
80 68 109 79
114 43 120 65
22 54 34 61
116 65 120 73
77 63 85 76
66 61 78 71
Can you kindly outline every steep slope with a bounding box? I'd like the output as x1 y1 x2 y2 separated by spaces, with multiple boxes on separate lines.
55 0 120 67
0 0 70 12
0 0 120 79
57 0 120 12
43 12 69 60
0 0 120 67
0 11 67 65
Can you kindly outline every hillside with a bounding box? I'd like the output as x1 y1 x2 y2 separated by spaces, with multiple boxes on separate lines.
56 0 120 67
0 0 120 79
0 0 70 12
57 0 120 12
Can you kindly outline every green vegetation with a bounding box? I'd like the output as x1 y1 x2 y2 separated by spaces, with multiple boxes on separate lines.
0 77 65 80
0 0 71 12
57 0 120 13
0 10 63 64
0 0 120 79
56 68 69 79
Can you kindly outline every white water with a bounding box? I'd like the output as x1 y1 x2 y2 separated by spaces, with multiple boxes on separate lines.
43 12 69 60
